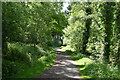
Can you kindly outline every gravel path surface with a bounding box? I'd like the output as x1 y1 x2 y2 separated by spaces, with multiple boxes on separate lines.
38 48 81 79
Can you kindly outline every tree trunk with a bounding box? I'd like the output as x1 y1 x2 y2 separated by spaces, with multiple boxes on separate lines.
102 2 114 62
82 4 92 54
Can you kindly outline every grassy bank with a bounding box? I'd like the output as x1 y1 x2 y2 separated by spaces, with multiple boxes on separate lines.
15 53 56 78
2 43 56 79
63 48 119 79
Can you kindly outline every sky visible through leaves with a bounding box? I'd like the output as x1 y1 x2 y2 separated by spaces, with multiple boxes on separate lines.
62 0 70 11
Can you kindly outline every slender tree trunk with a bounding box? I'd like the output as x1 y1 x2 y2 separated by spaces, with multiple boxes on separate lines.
82 4 92 54
82 19 91 54
102 2 114 62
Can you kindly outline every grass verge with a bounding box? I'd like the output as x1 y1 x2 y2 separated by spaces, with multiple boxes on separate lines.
64 50 119 79
2 43 56 79
15 53 56 78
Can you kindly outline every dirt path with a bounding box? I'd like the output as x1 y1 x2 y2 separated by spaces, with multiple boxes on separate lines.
38 48 81 79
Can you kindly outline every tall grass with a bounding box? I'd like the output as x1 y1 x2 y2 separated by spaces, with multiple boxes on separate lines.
2 42 56 79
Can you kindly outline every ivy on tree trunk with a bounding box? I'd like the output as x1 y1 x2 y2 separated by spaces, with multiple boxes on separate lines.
82 3 92 54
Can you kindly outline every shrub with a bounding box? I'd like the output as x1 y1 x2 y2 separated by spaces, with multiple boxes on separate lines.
4 43 49 65
66 49 119 79
82 61 119 79
24 45 47 57
2 43 55 79
6 46 32 65
2 59 27 79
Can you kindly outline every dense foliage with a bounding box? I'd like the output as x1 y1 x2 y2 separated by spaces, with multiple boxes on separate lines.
2 1 119 79
63 2 119 79
63 2 120 66
2 2 67 78
2 2 67 48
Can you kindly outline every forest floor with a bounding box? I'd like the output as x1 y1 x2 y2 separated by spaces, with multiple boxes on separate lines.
38 47 81 79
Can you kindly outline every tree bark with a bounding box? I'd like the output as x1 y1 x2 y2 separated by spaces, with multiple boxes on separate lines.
102 2 114 62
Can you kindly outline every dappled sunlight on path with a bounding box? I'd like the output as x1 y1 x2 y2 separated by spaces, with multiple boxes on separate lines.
39 48 81 79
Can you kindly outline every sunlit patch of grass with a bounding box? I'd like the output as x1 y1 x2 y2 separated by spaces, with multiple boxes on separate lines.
61 45 75 51
38 56 46 61
80 76 91 79
75 58 94 65
79 66 86 71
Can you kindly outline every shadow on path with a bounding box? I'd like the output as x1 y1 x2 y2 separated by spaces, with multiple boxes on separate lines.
37 48 81 79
